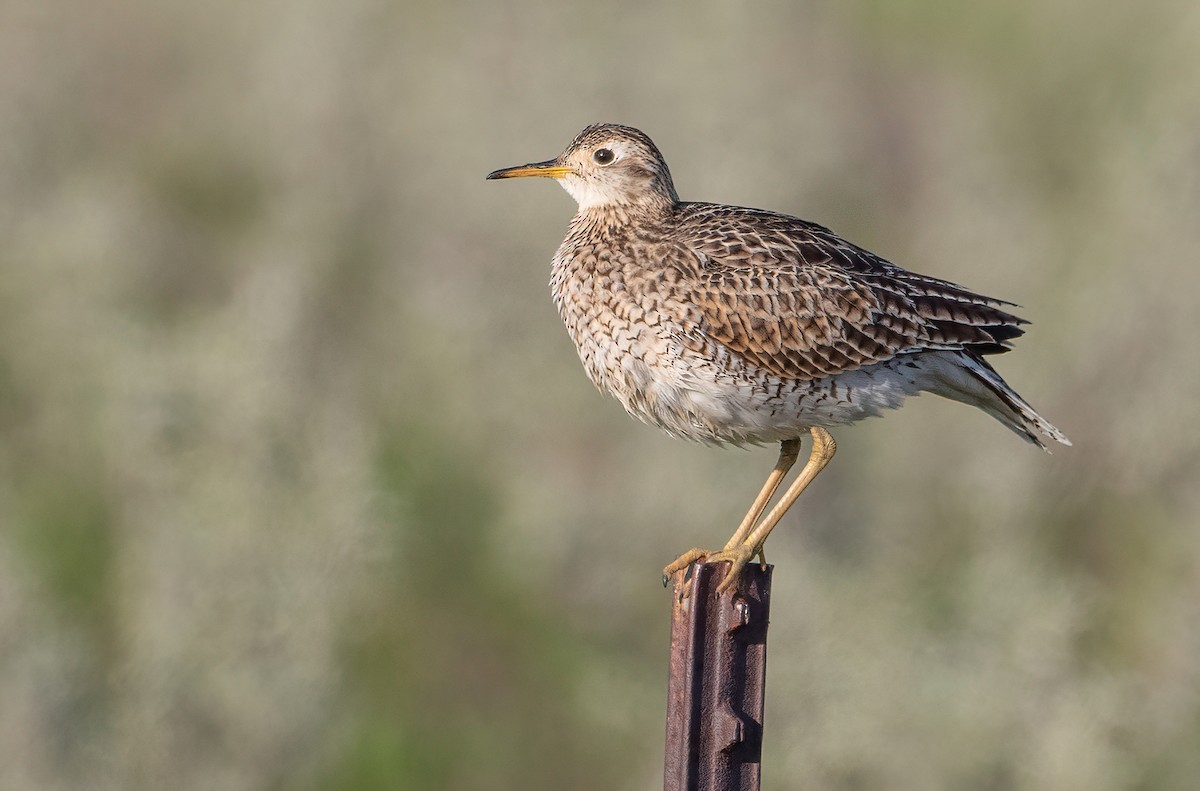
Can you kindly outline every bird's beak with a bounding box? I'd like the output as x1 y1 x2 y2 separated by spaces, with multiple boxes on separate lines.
486 159 575 180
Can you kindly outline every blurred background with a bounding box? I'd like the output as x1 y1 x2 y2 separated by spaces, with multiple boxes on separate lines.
2 0 1198 788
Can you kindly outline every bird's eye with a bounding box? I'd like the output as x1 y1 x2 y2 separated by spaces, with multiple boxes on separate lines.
593 148 615 165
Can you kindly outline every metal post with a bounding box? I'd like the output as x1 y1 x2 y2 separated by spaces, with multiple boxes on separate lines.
664 561 773 791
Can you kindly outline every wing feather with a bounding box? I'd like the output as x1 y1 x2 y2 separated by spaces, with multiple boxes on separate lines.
673 203 1027 381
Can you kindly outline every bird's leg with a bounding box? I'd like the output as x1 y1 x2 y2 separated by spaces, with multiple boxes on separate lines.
722 438 801 552
706 427 837 593
661 438 800 585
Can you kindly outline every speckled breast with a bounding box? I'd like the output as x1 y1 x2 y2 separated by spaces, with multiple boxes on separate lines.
549 225 676 404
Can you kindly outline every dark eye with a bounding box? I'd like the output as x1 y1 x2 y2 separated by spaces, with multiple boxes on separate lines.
593 147 615 165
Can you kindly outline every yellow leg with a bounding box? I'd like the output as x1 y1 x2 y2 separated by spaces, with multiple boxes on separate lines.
722 438 801 551
730 427 836 571
706 427 837 593
662 439 800 583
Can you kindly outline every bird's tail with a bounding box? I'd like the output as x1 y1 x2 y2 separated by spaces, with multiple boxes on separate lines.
927 351 1071 450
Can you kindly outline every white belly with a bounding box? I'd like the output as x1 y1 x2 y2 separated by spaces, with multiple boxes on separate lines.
586 339 929 446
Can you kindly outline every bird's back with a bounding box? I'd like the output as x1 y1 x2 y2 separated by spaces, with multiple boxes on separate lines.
666 201 1029 381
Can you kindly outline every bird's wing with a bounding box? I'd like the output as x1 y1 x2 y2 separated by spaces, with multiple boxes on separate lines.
674 204 1027 381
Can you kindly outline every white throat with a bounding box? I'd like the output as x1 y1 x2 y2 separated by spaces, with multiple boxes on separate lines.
558 177 616 211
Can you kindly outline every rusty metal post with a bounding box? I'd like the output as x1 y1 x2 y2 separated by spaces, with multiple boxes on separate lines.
664 561 773 791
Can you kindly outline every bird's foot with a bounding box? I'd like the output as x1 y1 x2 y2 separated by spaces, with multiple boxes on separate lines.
704 545 758 594
662 544 764 594
662 547 711 587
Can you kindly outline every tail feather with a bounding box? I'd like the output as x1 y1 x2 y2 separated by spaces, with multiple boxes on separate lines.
927 352 1071 450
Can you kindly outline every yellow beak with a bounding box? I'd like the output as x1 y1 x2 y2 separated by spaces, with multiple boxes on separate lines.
486 159 575 180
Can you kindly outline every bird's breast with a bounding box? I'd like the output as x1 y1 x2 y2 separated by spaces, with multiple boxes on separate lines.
548 235 773 443
550 239 675 396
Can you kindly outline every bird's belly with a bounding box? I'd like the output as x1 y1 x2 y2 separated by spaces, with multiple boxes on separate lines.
583 339 929 445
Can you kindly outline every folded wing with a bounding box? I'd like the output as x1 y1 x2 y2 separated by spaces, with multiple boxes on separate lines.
675 204 1026 381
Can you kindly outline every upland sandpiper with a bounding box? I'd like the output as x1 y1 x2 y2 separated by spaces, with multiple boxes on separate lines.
487 123 1069 592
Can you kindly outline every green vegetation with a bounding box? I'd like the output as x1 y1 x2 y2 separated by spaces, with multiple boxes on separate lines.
0 1 1196 789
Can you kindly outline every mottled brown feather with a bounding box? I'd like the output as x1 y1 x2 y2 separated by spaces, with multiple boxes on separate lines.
670 203 1026 381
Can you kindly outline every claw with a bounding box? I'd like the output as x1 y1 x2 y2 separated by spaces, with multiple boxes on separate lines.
662 547 712 582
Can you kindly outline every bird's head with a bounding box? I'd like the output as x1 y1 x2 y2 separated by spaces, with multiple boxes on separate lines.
487 123 679 213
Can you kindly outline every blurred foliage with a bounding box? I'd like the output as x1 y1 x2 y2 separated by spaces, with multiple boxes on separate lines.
1 0 1198 789
319 427 637 790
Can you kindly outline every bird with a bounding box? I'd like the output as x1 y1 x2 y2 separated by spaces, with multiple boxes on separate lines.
486 123 1069 593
